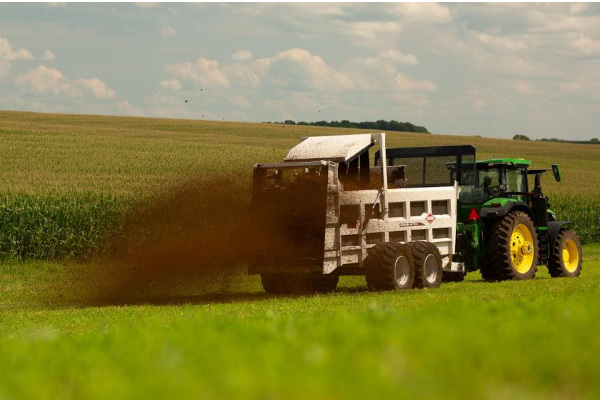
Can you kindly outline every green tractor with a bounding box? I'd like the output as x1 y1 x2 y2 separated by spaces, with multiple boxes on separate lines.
454 157 583 281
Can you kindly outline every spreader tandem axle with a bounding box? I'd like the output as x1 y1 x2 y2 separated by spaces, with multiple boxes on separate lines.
250 133 582 294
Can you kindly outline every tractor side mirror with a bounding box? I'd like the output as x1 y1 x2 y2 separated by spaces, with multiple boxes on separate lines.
552 164 562 182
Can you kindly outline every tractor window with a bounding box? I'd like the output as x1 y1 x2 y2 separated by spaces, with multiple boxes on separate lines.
459 168 500 203
506 169 528 193
478 170 501 199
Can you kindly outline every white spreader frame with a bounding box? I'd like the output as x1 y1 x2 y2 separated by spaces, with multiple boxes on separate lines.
284 133 465 275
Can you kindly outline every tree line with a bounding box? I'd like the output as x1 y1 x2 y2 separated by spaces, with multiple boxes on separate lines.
266 119 429 133
513 134 600 145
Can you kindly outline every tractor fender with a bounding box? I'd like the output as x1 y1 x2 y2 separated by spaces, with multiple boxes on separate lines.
479 201 531 219
548 221 572 245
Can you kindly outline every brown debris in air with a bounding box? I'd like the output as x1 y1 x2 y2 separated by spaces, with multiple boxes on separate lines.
39 175 261 307
36 170 331 308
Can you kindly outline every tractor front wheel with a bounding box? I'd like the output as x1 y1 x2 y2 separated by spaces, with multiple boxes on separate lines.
484 211 539 281
548 229 582 278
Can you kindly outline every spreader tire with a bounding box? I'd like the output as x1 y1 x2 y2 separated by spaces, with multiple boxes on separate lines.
365 242 414 291
548 229 582 278
310 275 339 293
408 241 443 289
484 211 539 281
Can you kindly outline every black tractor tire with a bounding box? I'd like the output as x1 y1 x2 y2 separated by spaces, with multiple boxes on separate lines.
548 229 583 278
260 273 338 294
484 211 539 281
365 242 414 291
408 241 443 289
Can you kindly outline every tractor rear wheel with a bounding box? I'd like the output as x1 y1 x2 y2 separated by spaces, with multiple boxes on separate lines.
365 242 414 291
408 241 443 289
484 211 539 281
548 229 582 278
260 273 338 294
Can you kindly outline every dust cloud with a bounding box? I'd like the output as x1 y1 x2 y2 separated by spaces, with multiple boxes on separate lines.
47 175 262 307
38 168 334 308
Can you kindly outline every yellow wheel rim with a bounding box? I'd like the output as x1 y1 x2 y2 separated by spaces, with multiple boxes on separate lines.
562 239 579 272
510 224 535 273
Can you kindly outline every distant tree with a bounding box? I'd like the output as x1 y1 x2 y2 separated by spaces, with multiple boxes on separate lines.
591 138 599 142
279 119 429 133
375 120 388 130
513 134 531 141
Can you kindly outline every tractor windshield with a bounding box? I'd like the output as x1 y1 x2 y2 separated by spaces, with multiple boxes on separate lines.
458 167 500 204
458 165 529 204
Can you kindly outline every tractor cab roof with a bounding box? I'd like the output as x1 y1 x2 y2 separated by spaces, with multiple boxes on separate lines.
476 158 531 168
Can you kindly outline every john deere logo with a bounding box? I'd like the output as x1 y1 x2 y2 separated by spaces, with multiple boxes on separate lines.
426 213 435 223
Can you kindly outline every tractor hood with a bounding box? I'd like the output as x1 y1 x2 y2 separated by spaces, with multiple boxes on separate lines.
284 134 374 163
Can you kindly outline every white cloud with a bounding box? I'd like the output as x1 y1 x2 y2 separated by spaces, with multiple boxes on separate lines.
0 37 34 60
167 47 435 99
229 94 250 109
222 59 270 87
76 77 117 99
395 73 436 92
117 100 144 116
231 50 253 61
388 3 452 23
354 50 418 71
472 32 528 52
347 50 429 93
342 21 402 45
569 3 588 15
15 65 76 96
283 3 353 18
572 36 600 57
14 65 116 99
41 50 55 60
265 48 353 91
45 3 67 8
167 57 230 87
379 50 418 65
389 92 431 108
160 78 182 91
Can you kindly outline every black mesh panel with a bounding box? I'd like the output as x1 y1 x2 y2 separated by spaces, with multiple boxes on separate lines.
376 146 476 188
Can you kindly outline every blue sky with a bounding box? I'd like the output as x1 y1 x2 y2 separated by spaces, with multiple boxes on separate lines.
0 2 599 139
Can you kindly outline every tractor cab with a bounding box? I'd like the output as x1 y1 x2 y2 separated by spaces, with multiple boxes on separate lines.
458 158 531 204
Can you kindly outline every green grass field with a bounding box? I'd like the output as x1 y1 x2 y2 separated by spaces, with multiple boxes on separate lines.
1 110 600 399
1 245 599 400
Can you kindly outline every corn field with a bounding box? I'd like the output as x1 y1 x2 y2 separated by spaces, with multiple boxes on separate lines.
0 111 599 260
0 193 132 260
